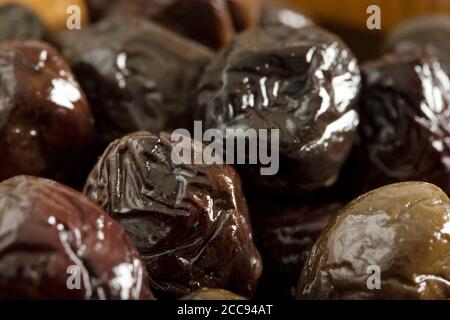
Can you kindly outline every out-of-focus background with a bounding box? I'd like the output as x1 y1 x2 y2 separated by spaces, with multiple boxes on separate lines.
0 0 449 61
281 0 449 30
277 0 450 60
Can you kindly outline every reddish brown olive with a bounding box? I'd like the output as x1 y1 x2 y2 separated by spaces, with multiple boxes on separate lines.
0 40 95 185
0 176 153 300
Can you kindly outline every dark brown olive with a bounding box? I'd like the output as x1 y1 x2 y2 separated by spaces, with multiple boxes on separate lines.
195 25 361 195
181 288 246 300
254 203 341 299
348 51 450 195
0 40 95 185
298 182 450 300
385 15 450 76
0 176 153 300
86 0 262 49
0 4 45 41
84 131 262 298
59 17 213 148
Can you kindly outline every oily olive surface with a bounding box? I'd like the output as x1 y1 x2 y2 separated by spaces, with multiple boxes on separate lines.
84 131 262 298
60 16 213 148
254 202 342 299
385 15 450 76
298 182 450 300
196 25 361 194
0 176 153 300
347 51 450 196
0 40 95 185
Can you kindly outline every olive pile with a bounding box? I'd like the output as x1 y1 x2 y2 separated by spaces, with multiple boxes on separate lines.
0 1 450 300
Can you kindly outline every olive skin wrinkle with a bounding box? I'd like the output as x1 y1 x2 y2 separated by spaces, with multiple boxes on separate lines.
0 176 154 300
60 17 213 148
84 131 262 299
298 182 450 300
346 51 450 196
196 24 361 195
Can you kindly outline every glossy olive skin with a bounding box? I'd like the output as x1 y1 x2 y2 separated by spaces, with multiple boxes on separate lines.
349 52 450 195
84 132 262 298
0 40 95 184
60 17 212 148
0 176 153 300
196 25 361 194
260 5 313 29
298 182 450 300
181 288 246 300
385 15 450 76
0 4 45 41
254 203 341 299
87 0 261 49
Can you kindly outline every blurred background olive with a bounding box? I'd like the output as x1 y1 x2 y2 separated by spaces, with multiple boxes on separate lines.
0 0 89 32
